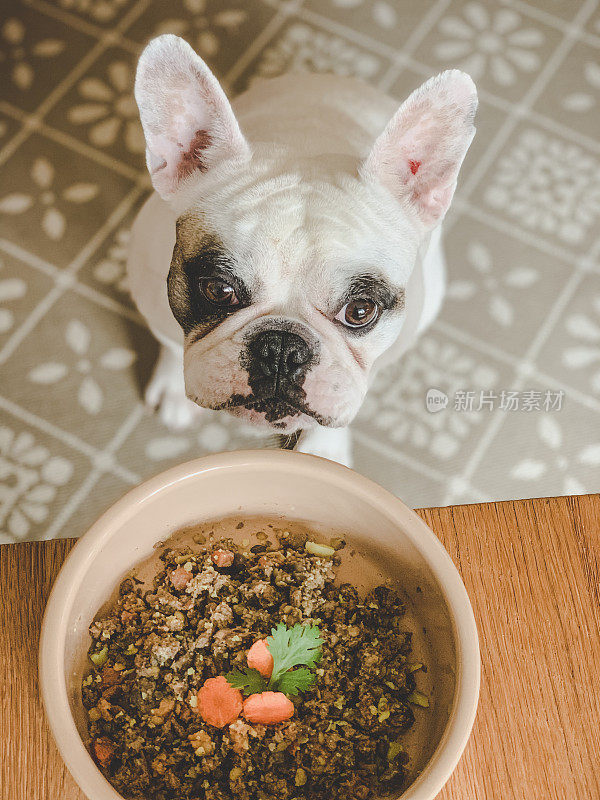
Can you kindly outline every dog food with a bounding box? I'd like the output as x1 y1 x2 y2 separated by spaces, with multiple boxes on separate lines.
82 518 428 800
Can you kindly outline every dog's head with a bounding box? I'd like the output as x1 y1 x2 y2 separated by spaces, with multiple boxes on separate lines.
135 35 477 433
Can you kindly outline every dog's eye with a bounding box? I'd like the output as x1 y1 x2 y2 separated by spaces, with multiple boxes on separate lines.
336 298 379 328
199 278 240 307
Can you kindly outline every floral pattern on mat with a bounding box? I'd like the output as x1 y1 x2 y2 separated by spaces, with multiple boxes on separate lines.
0 425 75 541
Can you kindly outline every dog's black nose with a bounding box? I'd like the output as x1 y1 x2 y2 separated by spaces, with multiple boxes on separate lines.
249 329 311 381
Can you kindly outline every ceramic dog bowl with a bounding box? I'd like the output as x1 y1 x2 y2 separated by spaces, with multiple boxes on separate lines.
40 450 479 800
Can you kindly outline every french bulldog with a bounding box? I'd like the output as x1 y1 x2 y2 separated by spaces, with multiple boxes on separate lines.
127 34 477 466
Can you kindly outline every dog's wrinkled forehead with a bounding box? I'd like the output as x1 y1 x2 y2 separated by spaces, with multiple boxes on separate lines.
174 168 420 298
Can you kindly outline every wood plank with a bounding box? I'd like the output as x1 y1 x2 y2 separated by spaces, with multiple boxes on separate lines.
1 495 599 800
419 496 600 800
0 539 85 800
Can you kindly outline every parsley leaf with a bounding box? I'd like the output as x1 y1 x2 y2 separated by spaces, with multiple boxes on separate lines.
225 624 324 699
267 623 324 686
225 667 267 696
277 667 316 696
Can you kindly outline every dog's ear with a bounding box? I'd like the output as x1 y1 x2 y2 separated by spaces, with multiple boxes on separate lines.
135 35 249 199
361 70 477 230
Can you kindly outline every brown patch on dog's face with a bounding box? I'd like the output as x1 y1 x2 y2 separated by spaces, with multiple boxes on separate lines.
167 215 251 338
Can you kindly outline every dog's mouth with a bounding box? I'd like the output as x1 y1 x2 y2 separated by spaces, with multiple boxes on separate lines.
209 393 331 427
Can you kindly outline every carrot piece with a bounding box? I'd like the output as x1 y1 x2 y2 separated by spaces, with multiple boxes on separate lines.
211 549 235 568
196 676 243 728
247 639 274 678
170 567 192 590
243 691 295 724
93 736 115 768
101 666 122 688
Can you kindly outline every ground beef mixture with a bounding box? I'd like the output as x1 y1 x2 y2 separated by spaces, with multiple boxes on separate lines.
83 525 423 800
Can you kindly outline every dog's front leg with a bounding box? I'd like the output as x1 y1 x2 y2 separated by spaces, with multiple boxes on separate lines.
294 426 352 468
145 343 204 430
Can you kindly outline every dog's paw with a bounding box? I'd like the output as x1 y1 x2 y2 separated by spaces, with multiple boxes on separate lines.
295 427 353 468
145 347 204 430
146 384 204 430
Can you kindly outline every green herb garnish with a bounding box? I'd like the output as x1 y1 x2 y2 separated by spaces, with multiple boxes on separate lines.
225 623 324 698
277 666 316 696
267 622 323 686
387 740 404 760
408 690 430 708
89 646 108 667
225 667 267 697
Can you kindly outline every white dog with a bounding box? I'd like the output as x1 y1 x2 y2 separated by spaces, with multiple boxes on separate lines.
127 35 477 466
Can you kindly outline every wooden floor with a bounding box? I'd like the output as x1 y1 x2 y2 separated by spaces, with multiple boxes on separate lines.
1 494 599 799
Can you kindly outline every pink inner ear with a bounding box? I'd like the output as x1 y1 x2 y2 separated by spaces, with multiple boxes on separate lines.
147 112 216 196
419 183 455 228
362 70 477 229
